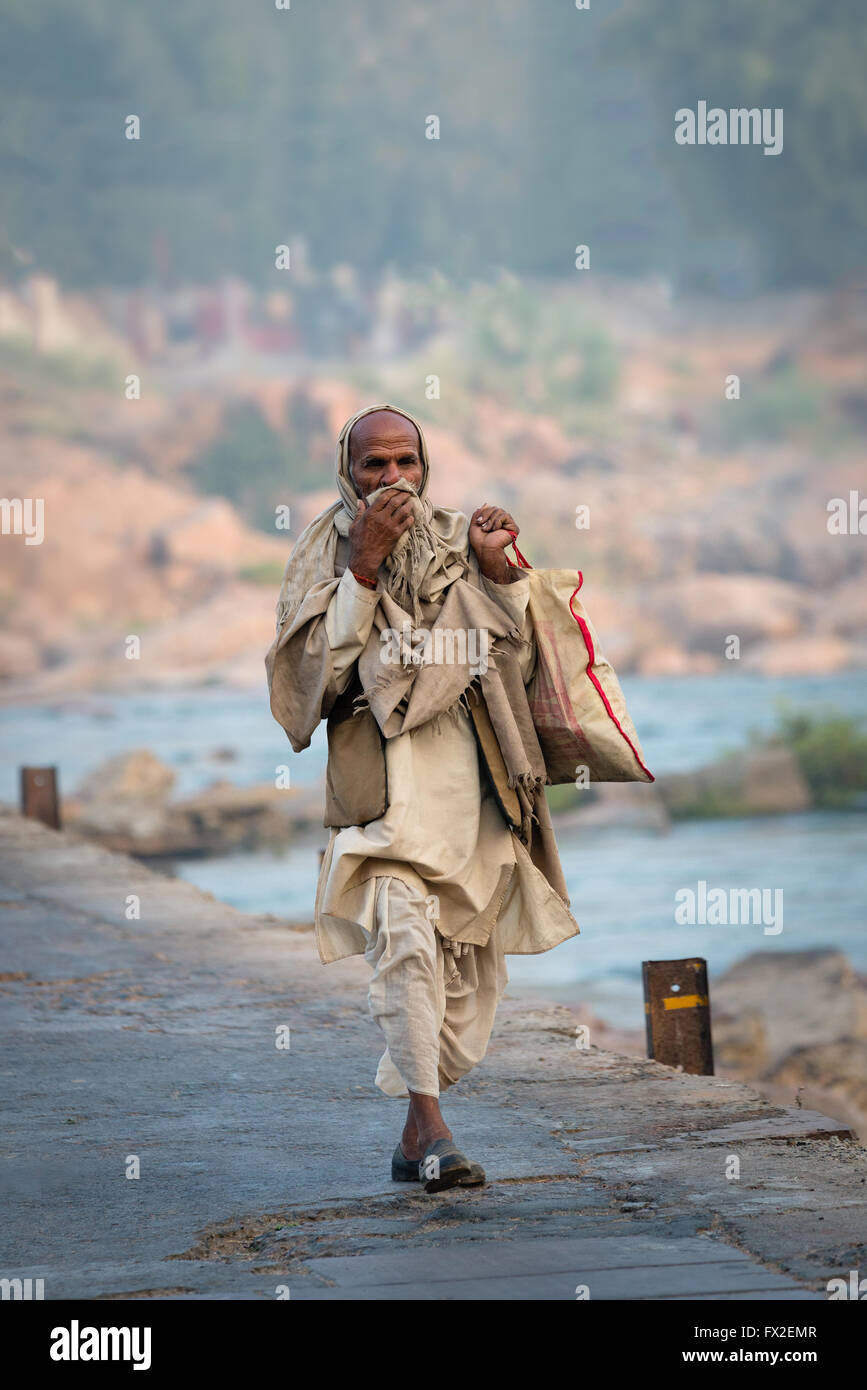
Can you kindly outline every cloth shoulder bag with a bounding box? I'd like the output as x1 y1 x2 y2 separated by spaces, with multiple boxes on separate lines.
508 538 654 785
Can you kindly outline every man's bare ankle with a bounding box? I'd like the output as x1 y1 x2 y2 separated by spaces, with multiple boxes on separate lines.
401 1121 451 1159
405 1092 452 1156
416 1122 452 1152
400 1126 422 1160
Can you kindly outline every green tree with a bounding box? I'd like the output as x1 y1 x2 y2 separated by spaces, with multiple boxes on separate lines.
604 0 867 286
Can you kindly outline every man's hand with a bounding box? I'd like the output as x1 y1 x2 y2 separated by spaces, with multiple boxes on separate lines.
469 503 522 584
347 487 415 579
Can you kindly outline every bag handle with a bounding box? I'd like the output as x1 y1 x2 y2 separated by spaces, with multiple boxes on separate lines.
505 530 533 570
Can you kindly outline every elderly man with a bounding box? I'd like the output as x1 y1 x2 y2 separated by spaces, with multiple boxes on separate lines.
266 403 579 1193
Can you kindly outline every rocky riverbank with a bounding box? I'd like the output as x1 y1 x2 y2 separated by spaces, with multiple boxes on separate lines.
713 949 867 1141
45 736 856 863
2 280 867 701
57 749 322 859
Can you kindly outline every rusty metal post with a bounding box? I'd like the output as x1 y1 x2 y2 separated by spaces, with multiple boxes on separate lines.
642 957 713 1075
20 766 61 830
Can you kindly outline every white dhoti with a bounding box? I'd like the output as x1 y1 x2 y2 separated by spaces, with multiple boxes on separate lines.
364 876 508 1097
316 567 574 1096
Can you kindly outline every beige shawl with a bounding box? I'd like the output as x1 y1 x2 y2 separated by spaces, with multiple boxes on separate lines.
266 404 555 847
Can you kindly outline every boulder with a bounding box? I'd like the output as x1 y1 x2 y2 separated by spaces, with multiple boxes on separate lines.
656 746 811 818
743 634 857 676
550 781 669 832
764 1040 867 1140
68 750 176 840
644 573 813 655
711 1008 770 1074
713 949 867 1070
712 950 867 1139
64 750 322 857
824 570 867 639
0 631 41 679
149 498 272 573
75 749 175 803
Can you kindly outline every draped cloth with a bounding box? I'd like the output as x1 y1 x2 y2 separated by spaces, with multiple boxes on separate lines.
265 403 579 964
268 403 553 841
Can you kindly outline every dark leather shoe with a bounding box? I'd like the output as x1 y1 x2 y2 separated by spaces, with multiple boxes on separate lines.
391 1142 485 1188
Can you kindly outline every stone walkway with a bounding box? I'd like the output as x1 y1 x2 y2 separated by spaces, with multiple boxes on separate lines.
1 809 864 1301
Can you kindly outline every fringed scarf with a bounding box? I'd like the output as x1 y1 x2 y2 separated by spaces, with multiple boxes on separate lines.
275 403 468 632
267 402 549 846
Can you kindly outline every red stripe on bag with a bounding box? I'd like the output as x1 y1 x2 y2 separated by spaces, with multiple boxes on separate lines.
568 587 655 782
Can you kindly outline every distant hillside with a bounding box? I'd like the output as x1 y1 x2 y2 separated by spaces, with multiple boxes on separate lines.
1 276 866 697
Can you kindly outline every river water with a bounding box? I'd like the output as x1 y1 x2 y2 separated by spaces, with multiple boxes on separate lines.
3 670 865 1028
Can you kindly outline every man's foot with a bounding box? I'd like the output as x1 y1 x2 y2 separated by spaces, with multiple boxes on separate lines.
391 1141 485 1188
419 1138 485 1193
394 1090 485 1188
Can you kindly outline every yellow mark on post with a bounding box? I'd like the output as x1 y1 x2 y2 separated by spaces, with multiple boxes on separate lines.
663 993 708 1011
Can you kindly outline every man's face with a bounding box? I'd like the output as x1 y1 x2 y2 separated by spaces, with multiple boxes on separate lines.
348 410 424 500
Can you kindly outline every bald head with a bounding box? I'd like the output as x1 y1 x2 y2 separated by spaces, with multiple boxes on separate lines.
348 409 424 500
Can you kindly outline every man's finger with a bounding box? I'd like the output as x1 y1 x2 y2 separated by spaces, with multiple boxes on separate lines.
366 487 408 513
365 491 396 513
477 529 514 551
384 491 414 514
385 494 413 515
473 504 517 532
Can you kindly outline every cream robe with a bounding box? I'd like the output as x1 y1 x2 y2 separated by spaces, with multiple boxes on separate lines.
313 568 580 965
